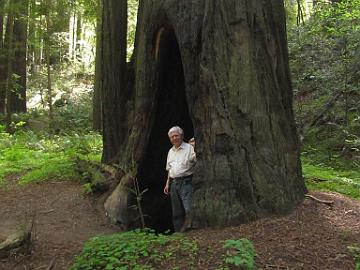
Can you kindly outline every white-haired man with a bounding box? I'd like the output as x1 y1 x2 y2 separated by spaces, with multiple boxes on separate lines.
164 126 196 232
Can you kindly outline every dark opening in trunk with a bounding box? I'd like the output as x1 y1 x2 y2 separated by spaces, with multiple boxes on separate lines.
137 27 194 232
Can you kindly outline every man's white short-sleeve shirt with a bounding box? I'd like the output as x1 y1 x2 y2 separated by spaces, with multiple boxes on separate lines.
166 142 196 178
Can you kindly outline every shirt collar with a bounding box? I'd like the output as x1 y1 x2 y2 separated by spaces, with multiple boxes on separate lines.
173 141 185 151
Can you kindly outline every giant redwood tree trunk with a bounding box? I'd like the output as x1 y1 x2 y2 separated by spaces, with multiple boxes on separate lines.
102 0 306 231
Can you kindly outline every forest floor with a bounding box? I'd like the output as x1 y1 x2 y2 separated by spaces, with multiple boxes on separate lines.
0 178 359 270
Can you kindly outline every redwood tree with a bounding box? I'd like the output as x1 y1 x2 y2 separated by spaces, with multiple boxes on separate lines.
11 0 28 113
101 0 306 230
0 0 5 113
92 0 102 131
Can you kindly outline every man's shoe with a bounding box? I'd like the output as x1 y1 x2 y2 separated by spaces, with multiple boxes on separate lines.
180 213 192 232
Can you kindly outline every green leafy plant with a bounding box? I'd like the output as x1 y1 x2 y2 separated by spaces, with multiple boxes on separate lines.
69 229 198 270
222 239 256 270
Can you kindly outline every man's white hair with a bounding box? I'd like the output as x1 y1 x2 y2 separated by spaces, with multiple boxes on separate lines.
168 126 184 136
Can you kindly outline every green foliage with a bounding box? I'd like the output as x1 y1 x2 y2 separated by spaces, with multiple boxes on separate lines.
348 244 360 270
222 239 256 270
0 126 102 185
69 229 198 270
302 149 360 199
289 0 360 148
288 0 360 196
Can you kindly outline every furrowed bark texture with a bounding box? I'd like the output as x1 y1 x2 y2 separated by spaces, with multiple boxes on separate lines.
101 0 128 161
11 0 28 113
102 0 306 229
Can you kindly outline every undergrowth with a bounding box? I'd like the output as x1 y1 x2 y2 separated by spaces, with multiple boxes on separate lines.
70 229 256 270
0 125 102 185
220 239 256 270
348 244 360 270
69 229 199 270
302 147 360 199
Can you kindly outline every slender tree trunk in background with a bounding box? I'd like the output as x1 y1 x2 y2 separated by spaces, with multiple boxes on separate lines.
0 0 6 113
102 0 306 230
4 13 14 128
343 37 349 127
11 0 28 113
69 8 77 60
101 0 128 161
76 11 82 60
93 0 102 131
28 0 36 73
296 0 305 26
44 2 53 124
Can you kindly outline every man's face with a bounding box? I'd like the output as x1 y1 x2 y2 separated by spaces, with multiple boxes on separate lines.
169 132 183 148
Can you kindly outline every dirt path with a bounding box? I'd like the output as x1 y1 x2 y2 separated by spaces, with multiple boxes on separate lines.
0 180 118 270
1 180 359 269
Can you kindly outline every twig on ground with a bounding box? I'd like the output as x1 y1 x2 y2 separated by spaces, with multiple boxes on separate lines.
305 194 334 206
40 209 55 214
46 257 56 270
265 264 290 269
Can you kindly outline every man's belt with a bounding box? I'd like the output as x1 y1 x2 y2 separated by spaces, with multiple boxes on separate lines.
172 175 193 181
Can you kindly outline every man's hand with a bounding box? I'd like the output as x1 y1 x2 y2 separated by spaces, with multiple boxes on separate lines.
163 184 169 195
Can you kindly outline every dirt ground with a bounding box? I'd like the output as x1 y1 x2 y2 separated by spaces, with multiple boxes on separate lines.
0 179 359 270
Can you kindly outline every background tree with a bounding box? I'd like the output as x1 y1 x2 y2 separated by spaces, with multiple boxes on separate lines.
4 4 14 127
92 0 102 131
102 0 306 230
0 0 6 113
101 0 128 161
11 0 28 113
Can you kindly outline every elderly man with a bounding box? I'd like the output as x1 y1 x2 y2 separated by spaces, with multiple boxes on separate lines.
163 126 196 232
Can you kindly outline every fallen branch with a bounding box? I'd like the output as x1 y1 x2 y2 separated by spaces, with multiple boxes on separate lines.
309 91 342 127
46 257 57 270
305 194 334 206
74 157 125 194
74 157 123 179
40 209 55 214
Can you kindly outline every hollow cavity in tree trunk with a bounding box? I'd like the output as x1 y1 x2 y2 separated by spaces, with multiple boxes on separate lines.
137 27 194 232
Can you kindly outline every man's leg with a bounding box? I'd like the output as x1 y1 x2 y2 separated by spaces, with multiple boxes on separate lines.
179 179 193 232
170 182 185 232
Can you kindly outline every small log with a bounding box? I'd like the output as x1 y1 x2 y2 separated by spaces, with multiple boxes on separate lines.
305 194 334 206
0 230 31 258
74 157 125 194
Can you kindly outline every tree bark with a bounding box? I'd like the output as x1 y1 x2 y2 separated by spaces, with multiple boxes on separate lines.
43 0 53 124
102 0 306 230
0 0 6 113
11 0 28 113
92 0 102 131
101 0 128 161
4 12 14 128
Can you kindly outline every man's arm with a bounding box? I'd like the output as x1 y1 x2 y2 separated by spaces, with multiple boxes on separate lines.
164 171 171 195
